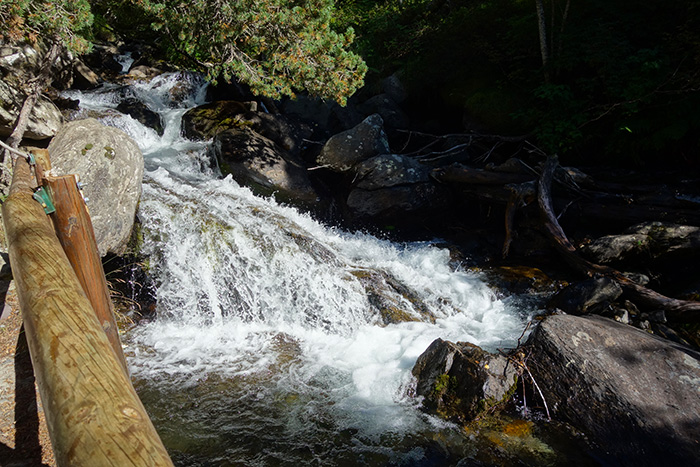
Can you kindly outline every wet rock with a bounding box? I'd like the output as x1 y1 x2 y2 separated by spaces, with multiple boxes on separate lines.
316 114 390 172
127 65 162 81
484 266 560 295
349 268 434 324
526 314 700 466
209 127 319 208
47 118 143 256
83 44 124 76
0 80 63 141
547 276 622 315
412 338 519 423
182 101 307 155
346 154 446 223
116 98 163 136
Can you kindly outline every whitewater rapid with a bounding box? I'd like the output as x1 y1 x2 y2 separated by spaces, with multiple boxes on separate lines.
64 71 533 464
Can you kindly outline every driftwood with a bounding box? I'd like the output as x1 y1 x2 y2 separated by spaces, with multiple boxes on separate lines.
2 157 173 466
537 156 700 322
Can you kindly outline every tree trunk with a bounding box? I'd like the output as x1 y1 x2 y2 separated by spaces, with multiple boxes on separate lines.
535 0 551 83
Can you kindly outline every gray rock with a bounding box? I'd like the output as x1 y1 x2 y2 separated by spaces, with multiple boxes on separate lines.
47 119 143 256
127 65 162 81
0 80 63 140
209 127 319 207
316 114 390 172
547 276 623 315
381 73 407 104
346 154 445 222
581 221 700 265
527 314 700 466
358 94 409 129
412 338 518 422
72 59 100 90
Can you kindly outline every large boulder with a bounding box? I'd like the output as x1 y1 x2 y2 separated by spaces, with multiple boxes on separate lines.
316 114 390 172
346 153 445 222
412 338 519 423
209 127 319 207
47 119 143 256
0 80 63 140
182 101 307 155
527 314 700 466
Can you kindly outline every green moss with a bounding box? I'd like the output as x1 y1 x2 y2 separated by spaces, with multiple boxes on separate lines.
432 373 454 397
104 145 115 159
379 306 417 324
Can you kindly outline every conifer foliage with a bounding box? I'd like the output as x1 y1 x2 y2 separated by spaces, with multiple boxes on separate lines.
0 0 93 53
132 0 367 105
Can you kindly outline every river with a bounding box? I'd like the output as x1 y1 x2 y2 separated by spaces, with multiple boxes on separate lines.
63 72 587 466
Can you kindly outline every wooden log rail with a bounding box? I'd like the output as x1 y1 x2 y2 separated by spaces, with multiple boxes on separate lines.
2 157 173 466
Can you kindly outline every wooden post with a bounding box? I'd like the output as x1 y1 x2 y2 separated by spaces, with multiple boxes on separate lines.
47 174 129 374
2 157 173 466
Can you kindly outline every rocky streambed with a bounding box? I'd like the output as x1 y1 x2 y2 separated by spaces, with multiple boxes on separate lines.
2 40 700 465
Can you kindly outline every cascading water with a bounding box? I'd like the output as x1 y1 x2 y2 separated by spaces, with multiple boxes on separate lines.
64 73 556 465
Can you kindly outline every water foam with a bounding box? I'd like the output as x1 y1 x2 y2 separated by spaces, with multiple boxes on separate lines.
69 71 531 461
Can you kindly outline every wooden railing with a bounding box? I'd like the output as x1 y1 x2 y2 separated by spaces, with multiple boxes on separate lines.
2 155 173 466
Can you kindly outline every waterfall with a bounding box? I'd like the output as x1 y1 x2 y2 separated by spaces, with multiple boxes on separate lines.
64 72 533 464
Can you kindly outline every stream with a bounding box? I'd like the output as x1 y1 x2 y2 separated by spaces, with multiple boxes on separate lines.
63 72 590 466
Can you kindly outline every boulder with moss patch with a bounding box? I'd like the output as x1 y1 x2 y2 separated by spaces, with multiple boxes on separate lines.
412 338 518 423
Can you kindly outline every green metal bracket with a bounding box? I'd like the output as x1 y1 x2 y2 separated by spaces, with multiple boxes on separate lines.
33 186 56 214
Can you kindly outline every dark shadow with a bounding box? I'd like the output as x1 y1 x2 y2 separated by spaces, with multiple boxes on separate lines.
0 328 50 467
0 261 51 465
11 325 44 465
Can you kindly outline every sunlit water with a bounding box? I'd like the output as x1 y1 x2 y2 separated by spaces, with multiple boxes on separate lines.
63 73 562 465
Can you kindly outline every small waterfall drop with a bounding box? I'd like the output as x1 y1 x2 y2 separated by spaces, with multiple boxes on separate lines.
65 72 533 464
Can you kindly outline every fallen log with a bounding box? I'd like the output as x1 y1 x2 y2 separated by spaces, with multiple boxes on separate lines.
537 156 700 322
2 157 173 466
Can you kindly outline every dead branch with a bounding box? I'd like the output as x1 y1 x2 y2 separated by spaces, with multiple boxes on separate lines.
538 155 700 322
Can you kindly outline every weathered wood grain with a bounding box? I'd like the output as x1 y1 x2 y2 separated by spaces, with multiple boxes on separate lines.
2 158 173 466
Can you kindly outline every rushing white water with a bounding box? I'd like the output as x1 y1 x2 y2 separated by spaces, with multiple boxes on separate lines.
66 72 534 464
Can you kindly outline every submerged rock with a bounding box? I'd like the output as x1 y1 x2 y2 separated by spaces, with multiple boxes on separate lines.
526 314 700 466
117 98 163 135
47 118 143 256
412 338 518 423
